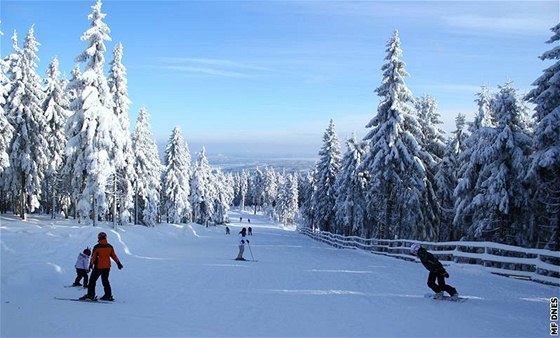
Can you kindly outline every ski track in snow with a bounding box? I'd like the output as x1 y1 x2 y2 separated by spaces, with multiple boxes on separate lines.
0 211 557 338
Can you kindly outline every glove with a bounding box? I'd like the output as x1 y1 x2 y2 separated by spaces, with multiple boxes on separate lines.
443 271 449 278
246 240 250 244
117 262 123 270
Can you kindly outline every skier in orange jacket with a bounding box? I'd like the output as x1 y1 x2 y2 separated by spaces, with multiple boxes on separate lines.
80 232 123 301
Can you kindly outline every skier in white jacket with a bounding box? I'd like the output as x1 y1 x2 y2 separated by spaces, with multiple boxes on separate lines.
73 248 91 287
235 228 249 261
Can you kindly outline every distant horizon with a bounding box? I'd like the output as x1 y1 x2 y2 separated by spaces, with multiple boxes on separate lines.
156 140 318 172
2 0 558 158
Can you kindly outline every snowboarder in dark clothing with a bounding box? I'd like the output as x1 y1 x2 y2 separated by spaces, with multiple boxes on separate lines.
410 243 458 300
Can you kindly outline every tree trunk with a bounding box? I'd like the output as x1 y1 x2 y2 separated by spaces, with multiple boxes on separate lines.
380 182 393 240
113 179 117 230
51 176 57 219
20 171 26 220
92 197 97 227
134 190 139 225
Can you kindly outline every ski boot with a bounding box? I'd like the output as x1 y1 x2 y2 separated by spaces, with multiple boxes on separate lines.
450 292 459 301
79 294 96 301
433 292 444 300
100 295 114 301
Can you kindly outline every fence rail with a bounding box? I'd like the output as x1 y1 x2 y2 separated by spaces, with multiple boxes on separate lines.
299 227 560 286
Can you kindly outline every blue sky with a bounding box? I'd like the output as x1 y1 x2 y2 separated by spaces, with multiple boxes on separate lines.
1 0 558 158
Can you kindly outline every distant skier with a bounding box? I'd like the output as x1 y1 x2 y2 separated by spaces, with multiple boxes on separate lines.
72 247 91 287
80 232 123 301
248 227 252 236
235 227 249 261
225 226 230 235
410 243 458 300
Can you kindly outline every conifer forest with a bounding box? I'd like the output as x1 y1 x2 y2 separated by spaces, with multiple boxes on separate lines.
1 1 558 250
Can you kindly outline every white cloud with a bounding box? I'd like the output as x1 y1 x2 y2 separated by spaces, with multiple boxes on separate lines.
161 57 282 72
160 65 253 78
444 14 553 35
157 57 288 78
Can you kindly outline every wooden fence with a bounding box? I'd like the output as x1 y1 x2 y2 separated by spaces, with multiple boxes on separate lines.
299 227 560 286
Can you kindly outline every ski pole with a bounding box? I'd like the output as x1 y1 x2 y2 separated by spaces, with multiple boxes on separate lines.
248 242 255 261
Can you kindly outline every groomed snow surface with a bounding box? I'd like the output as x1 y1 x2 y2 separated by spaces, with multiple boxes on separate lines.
1 210 557 337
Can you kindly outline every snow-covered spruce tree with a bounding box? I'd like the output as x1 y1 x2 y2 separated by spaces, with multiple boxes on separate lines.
3 31 21 125
131 107 162 226
248 167 265 214
435 114 467 241
287 173 299 224
298 170 315 227
334 134 368 236
276 172 299 225
232 172 240 207
162 127 191 224
416 95 447 161
360 30 428 240
1 31 23 215
190 147 214 225
415 95 446 240
274 174 287 222
263 167 278 219
0 27 14 214
525 22 560 249
464 84 533 245
474 86 495 129
4 26 48 220
66 65 82 111
61 65 83 218
42 57 70 218
65 0 120 225
0 28 13 176
311 119 341 232
454 87 495 239
213 169 234 224
237 170 248 211
108 42 135 225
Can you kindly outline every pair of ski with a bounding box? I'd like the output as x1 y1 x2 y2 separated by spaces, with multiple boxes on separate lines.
54 296 115 304
57 286 117 303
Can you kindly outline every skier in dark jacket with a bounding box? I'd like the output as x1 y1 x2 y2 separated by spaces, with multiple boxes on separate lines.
410 243 458 300
80 232 123 301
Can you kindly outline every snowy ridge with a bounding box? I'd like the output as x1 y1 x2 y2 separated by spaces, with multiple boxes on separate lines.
300 227 560 286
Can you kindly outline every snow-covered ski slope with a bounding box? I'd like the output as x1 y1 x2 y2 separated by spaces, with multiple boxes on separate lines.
1 210 557 337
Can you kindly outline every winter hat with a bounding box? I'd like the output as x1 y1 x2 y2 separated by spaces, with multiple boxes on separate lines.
83 248 91 256
98 232 107 240
410 243 421 254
